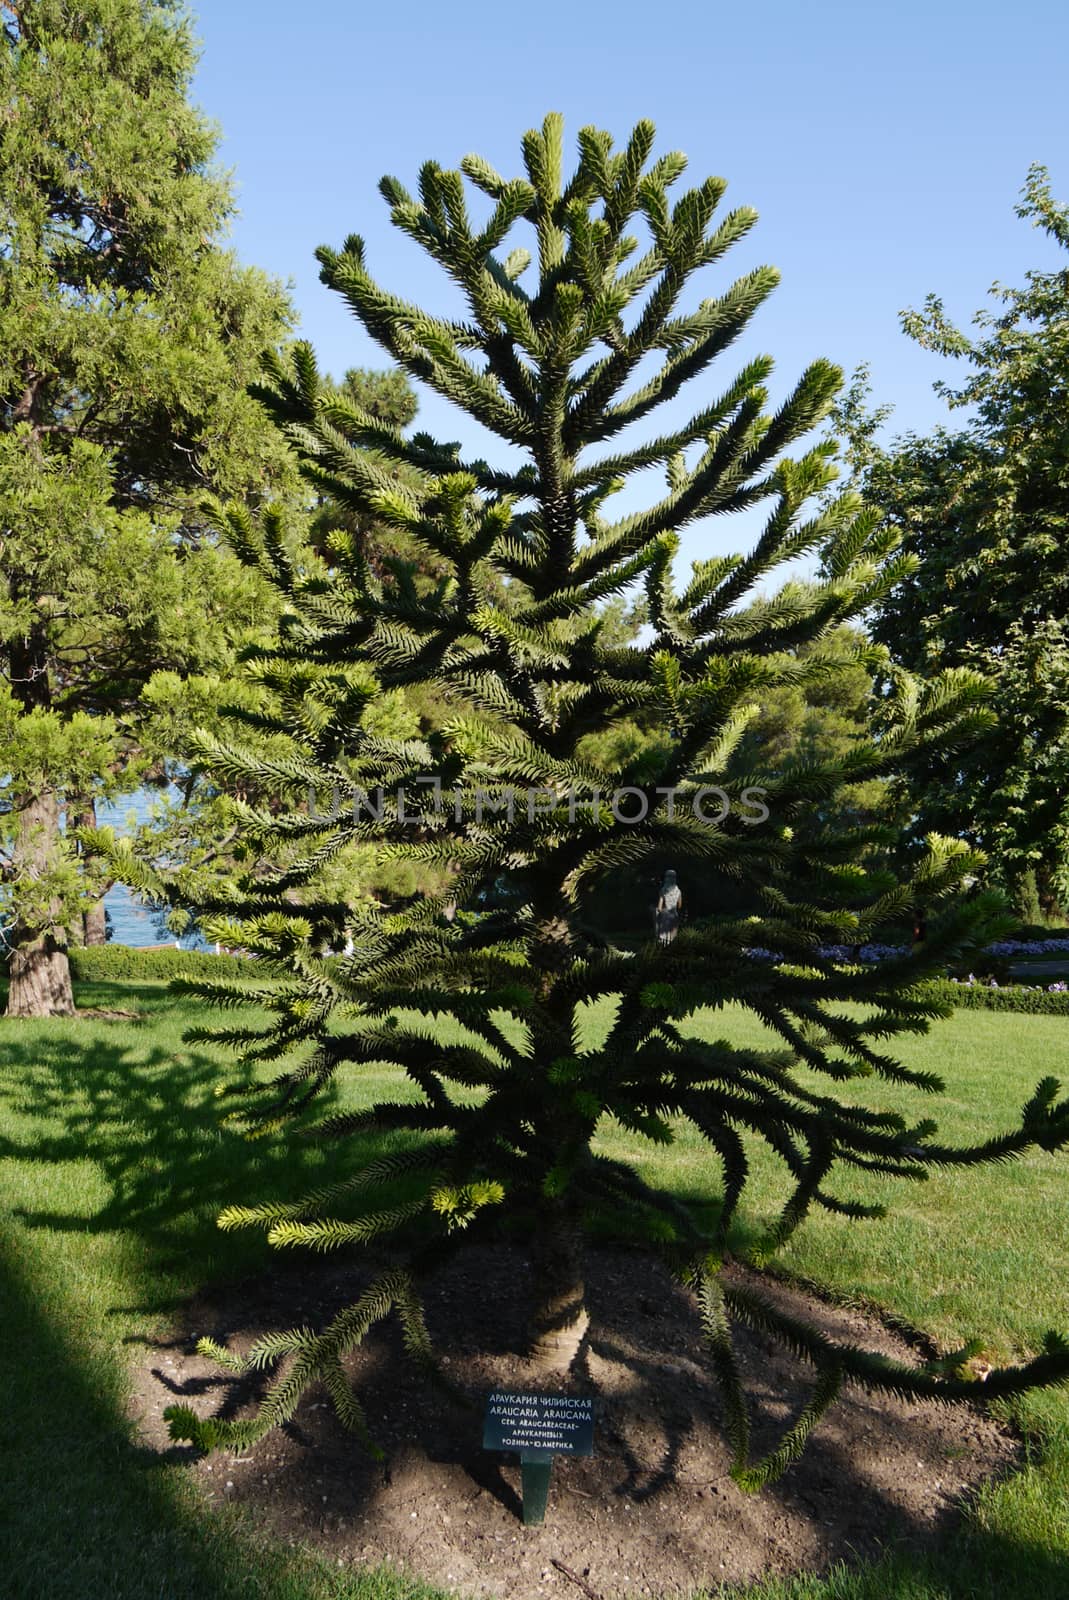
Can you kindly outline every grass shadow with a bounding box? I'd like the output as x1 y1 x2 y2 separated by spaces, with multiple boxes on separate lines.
2 988 1067 1599
0 1213 446 1600
0 993 403 1296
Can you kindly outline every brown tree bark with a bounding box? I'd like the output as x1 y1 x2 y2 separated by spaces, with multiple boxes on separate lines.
4 609 75 1017
5 786 75 1018
528 1211 590 1375
83 898 107 945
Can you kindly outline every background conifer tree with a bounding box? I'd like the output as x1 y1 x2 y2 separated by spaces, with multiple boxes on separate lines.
0 0 293 1014
112 117 1069 1487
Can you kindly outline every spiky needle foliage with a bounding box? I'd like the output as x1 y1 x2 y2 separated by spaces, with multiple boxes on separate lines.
119 117 1069 1488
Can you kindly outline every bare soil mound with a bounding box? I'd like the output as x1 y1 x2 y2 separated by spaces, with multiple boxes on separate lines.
130 1246 1016 1598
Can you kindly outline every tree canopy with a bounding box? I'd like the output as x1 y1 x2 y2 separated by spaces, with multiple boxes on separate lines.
0 0 294 1012
837 166 1069 918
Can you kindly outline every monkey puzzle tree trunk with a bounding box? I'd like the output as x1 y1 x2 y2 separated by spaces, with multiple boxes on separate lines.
528 1209 590 1375
5 786 75 1018
525 921 591 1373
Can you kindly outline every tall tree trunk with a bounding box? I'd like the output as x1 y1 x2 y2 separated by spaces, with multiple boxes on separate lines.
83 898 107 946
5 786 75 1018
4 611 75 1017
70 795 108 944
528 1211 589 1375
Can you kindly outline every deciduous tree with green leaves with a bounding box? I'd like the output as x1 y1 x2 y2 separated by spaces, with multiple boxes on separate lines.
0 0 294 1014
835 166 1069 919
112 119 1069 1487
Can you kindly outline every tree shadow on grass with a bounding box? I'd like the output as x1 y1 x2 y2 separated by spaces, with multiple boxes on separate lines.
0 992 441 1598
0 999 402 1301
777 1530 1069 1600
0 1229 446 1600
3 998 1068 1598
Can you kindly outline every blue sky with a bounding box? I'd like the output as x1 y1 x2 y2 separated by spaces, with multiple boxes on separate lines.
192 0 1068 567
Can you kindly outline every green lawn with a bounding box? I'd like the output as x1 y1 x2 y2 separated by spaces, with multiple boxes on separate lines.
1 982 1067 1599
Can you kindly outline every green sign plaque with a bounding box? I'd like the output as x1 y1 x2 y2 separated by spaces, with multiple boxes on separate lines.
483 1389 595 1455
483 1390 595 1525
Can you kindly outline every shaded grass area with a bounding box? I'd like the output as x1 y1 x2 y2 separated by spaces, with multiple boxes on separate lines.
0 981 1067 1597
0 982 443 1600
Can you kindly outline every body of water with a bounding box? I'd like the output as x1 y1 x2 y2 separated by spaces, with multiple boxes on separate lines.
95 789 208 948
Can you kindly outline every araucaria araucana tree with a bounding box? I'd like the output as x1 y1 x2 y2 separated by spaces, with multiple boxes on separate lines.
125 118 1069 1488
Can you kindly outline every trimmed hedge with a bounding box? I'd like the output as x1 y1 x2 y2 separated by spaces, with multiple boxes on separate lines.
69 944 255 982
924 978 1069 1016
59 945 1069 1012
1011 924 1069 943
